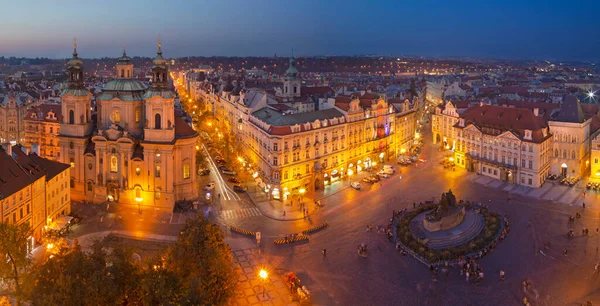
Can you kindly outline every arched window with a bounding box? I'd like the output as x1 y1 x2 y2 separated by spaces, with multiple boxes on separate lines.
110 156 118 173
70 178 75 188
121 69 124 78
87 181 93 191
554 149 558 157
155 113 161 129
112 109 121 123
563 150 567 159
571 151 576 159
69 110 74 124
135 108 141 123
127 70 130 78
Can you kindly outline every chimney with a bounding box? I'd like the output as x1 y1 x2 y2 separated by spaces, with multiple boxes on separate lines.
533 108 539 116
21 146 30 155
31 143 40 156
1 143 12 157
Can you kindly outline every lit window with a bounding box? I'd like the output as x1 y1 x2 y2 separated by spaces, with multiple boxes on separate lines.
135 108 140 123
110 156 118 173
155 165 161 178
112 109 121 123
183 163 190 179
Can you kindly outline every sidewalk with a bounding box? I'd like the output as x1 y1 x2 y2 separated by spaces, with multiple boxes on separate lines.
245 167 383 221
468 172 589 208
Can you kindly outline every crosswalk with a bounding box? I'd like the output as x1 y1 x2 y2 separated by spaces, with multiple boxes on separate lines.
217 208 262 220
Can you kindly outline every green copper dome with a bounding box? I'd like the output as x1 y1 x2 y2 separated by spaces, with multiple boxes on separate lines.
103 79 147 91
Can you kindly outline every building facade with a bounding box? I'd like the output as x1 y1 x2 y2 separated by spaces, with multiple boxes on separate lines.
24 103 62 160
549 96 592 178
0 144 70 249
198 57 418 200
59 44 198 208
0 92 36 145
453 105 553 188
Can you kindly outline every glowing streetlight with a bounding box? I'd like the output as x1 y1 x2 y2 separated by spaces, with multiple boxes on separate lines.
259 269 268 279
589 91 595 98
259 269 268 297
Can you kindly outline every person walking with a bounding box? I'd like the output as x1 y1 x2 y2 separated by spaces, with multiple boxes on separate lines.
500 270 505 280
322 249 326 257
466 271 470 282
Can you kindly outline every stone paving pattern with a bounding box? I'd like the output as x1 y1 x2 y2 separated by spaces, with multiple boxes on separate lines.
231 248 298 306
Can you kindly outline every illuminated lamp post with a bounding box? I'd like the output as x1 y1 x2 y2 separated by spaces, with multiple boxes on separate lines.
259 269 268 298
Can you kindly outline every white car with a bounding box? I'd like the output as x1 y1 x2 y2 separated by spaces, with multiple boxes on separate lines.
377 172 390 178
350 182 361 190
204 182 216 191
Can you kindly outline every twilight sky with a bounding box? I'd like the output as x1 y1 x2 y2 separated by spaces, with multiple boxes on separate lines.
1 0 599 60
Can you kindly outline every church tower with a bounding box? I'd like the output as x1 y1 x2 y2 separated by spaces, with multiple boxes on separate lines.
116 49 134 79
143 41 175 142
58 41 93 197
283 55 301 98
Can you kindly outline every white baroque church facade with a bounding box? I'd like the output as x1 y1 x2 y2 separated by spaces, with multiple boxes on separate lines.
58 44 198 208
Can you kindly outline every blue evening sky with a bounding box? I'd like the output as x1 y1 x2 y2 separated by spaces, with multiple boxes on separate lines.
0 0 598 60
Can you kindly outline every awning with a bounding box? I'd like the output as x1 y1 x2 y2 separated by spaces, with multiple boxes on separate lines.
48 216 73 230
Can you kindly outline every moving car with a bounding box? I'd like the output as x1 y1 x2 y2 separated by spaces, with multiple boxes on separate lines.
233 184 246 192
204 182 215 191
350 182 361 190
362 177 373 184
198 169 210 176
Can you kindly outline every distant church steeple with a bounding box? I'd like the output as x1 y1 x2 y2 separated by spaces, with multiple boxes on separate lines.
67 38 84 88
151 35 169 89
283 51 301 98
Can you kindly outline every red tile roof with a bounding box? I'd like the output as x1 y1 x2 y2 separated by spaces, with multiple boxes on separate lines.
458 105 550 143
174 117 197 139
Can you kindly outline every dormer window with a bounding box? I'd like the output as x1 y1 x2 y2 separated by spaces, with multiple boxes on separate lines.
524 129 532 140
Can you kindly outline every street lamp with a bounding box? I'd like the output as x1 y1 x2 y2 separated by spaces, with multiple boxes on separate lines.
136 196 143 214
299 188 306 204
259 269 268 298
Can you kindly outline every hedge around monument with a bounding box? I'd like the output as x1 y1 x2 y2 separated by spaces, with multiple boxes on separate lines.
397 207 501 263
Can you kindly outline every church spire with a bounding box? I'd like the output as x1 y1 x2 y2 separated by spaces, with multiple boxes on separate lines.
73 37 78 58
157 33 163 56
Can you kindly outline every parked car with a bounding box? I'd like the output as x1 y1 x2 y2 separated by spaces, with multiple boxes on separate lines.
362 177 373 184
376 171 389 178
368 175 380 182
383 165 395 174
350 182 361 190
204 182 215 191
222 169 237 176
233 184 246 192
228 177 241 184
198 169 210 176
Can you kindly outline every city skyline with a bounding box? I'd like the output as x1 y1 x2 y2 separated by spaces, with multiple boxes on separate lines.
0 0 598 61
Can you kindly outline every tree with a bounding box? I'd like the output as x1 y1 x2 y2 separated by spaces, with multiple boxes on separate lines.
165 215 239 305
0 222 32 297
138 257 184 305
27 241 142 306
